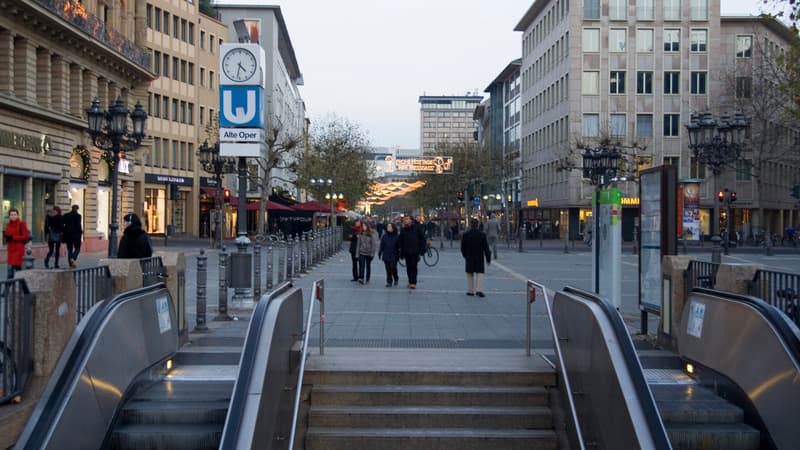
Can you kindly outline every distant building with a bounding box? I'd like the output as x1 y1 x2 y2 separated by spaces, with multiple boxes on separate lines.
418 95 482 155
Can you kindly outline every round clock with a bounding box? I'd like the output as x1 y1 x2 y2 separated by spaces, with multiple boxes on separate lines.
222 47 257 82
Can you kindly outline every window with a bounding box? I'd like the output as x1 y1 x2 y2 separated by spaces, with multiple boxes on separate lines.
584 0 600 19
610 114 626 136
582 28 600 52
188 23 194 45
172 57 179 80
736 35 752 58
153 51 161 74
209 70 215 89
200 30 205 49
736 160 752 181
172 15 179 38
179 101 186 123
582 71 599 95
636 114 653 137
637 0 654 20
637 71 653 94
664 71 680 94
690 0 708 20
609 0 626 20
151 138 159 167
146 5 152 28
199 106 205 125
200 67 205 87
162 96 168 119
609 28 627 52
610 71 626 94
188 143 194 171
209 34 215 53
663 114 680 137
188 63 194 85
690 71 707 94
736 76 752 98
162 11 169 35
180 60 187 82
690 157 706 178
664 29 680 52
162 54 169 77
172 98 178 121
181 19 187 41
663 0 680 20
637 29 654 52
690 29 707 52
583 114 600 137
172 140 178 169
154 7 161 32
663 157 679 166
153 94 161 117
188 103 194 125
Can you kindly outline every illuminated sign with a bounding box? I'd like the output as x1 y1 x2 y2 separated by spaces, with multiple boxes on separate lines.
0 129 51 154
395 156 453 174
621 197 640 206
527 198 540 207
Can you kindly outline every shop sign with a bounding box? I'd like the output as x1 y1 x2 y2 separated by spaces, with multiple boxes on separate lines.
0 129 51 155
118 158 131 175
395 156 453 174
201 177 219 187
145 174 194 186
526 198 539 207
621 197 640 206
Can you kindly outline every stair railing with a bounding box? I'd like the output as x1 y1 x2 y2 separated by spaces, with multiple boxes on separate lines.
527 279 586 450
288 278 324 449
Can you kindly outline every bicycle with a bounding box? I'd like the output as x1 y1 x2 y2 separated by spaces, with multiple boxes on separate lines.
398 240 439 268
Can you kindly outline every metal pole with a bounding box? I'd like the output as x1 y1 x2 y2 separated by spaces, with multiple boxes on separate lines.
266 244 274 290
214 172 222 249
195 250 208 331
215 246 232 320
319 284 325 355
237 157 247 237
724 199 731 255
253 242 262 299
108 147 120 257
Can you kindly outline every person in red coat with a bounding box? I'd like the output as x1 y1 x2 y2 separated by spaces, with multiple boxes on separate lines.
4 208 30 279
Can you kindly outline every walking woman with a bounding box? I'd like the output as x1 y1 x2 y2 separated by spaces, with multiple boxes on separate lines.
357 222 377 284
460 218 491 297
44 206 64 269
378 222 400 287
4 208 29 279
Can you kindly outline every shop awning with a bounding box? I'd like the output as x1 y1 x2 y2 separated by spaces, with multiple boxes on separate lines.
293 200 333 212
200 187 218 198
228 198 295 211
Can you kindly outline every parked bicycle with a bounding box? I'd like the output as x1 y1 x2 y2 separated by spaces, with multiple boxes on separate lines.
398 240 439 267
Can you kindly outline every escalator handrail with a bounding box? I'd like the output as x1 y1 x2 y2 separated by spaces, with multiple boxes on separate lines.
563 286 672 450
219 281 294 450
17 283 168 450
692 287 800 367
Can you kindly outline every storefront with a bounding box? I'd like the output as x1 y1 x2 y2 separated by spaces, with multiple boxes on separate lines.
144 174 194 236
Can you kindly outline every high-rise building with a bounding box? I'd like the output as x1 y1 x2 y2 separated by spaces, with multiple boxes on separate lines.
419 95 482 155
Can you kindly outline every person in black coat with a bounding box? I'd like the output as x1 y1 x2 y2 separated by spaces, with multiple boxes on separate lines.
62 204 83 268
44 206 65 269
117 213 153 259
348 219 362 282
397 215 426 289
460 218 491 297
378 222 400 287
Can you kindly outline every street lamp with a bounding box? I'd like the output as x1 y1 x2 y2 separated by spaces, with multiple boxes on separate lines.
198 140 236 248
685 111 748 255
86 98 147 257
310 178 337 227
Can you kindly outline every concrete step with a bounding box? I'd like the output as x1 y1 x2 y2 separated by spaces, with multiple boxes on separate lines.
309 405 553 429
108 423 223 450
665 423 761 450
304 370 555 387
304 427 558 450
118 400 229 425
311 384 549 407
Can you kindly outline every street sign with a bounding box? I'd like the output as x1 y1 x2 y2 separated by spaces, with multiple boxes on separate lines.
473 197 480 206
220 142 263 157
219 85 265 128
220 128 265 143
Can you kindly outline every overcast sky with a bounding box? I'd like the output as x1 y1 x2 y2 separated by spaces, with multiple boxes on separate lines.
276 0 779 150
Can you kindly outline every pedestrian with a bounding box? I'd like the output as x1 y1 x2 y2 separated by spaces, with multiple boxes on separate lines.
378 222 400 287
117 213 153 258
44 206 64 269
348 219 362 282
461 218 491 297
62 205 83 268
485 212 500 259
3 208 30 279
397 215 426 289
357 222 377 284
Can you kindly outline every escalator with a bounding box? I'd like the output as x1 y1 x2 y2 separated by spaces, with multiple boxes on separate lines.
550 286 799 449
14 281 306 450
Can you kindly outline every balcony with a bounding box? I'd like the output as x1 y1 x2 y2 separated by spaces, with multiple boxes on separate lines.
33 0 150 71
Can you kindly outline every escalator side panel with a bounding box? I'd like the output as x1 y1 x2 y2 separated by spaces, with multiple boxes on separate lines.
677 292 800 450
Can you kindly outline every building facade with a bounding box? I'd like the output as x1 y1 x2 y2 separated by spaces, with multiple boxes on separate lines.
514 0 798 241
0 0 154 260
419 95 482 155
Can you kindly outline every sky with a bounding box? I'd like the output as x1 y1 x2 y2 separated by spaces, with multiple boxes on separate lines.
274 0 782 150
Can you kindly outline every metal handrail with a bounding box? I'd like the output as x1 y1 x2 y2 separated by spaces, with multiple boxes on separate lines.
750 269 800 328
139 256 165 287
71 265 112 323
288 279 324 449
527 279 585 450
0 278 32 405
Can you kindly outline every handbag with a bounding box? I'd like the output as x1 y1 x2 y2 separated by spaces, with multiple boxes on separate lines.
49 231 62 242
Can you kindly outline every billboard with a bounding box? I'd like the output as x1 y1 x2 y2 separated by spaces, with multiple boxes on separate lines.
395 156 453 174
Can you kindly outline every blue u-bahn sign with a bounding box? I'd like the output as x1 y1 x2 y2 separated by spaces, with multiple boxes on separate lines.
219 85 265 128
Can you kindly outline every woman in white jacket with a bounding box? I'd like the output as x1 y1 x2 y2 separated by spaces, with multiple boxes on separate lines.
357 222 378 283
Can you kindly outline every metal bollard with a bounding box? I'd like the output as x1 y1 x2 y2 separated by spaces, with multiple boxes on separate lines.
253 242 262 299
308 233 315 268
215 246 232 321
23 248 34 270
266 244 274 290
195 250 208 331
278 240 286 284
300 233 308 273
287 238 294 281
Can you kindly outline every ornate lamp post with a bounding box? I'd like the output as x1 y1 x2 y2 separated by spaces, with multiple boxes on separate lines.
86 98 147 257
198 140 236 248
685 111 748 255
310 178 339 227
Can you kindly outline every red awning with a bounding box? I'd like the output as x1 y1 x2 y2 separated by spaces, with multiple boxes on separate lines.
293 200 332 212
228 198 294 211
200 187 218 198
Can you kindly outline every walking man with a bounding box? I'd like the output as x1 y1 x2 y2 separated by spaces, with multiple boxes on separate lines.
461 218 491 297
485 212 500 259
398 215 426 289
63 205 83 268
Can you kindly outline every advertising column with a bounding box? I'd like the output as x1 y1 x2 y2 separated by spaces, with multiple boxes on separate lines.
593 188 622 309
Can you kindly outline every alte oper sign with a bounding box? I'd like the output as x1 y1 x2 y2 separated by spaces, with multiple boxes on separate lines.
395 156 454 174
0 129 51 155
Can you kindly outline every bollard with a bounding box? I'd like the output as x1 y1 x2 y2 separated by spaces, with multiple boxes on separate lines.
278 240 286 284
711 236 722 264
286 238 294 281
300 233 308 273
23 248 34 270
215 246 232 321
253 242 262 300
195 250 208 331
266 244 274 290
518 226 524 252
309 233 315 268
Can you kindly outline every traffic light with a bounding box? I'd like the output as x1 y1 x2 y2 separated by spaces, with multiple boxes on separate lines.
457 191 464 201
223 189 231 203
791 184 800 199
730 191 737 202
717 191 725 203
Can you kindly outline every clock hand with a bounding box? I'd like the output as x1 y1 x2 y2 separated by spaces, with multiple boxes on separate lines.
236 63 244 78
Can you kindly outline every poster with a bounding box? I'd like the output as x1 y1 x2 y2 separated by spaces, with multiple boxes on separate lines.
639 170 661 313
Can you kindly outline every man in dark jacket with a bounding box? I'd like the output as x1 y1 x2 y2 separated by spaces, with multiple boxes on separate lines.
62 205 83 268
348 219 362 281
117 213 153 258
460 218 491 297
397 215 426 289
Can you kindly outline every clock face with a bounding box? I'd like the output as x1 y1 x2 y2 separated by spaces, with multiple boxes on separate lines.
222 47 257 82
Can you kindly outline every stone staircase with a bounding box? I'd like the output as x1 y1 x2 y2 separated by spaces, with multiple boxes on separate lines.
298 349 559 450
